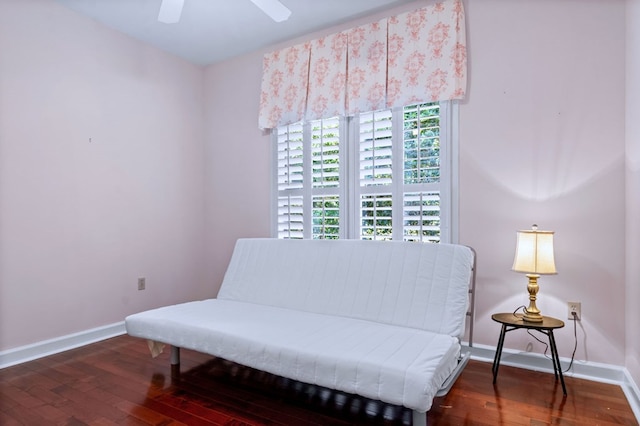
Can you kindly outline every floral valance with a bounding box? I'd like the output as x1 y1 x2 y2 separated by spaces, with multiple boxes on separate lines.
259 0 466 130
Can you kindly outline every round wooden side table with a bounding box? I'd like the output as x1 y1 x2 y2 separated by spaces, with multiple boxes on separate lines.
491 312 566 395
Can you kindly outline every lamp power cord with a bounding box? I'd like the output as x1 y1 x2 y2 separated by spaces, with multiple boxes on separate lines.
511 306 579 373
563 311 578 373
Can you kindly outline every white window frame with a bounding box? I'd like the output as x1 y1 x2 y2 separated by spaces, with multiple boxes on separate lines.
270 101 459 244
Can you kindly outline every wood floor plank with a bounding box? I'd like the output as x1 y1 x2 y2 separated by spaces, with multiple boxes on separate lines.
431 361 637 426
0 335 637 425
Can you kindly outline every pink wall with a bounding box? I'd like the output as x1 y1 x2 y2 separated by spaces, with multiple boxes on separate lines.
626 0 640 386
203 0 629 366
0 0 209 350
203 56 271 296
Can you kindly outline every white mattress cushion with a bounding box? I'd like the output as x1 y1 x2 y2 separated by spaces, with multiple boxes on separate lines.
125 299 460 412
218 238 473 338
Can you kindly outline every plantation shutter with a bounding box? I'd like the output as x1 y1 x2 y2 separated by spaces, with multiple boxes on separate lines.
273 102 451 242
277 118 343 239
402 103 444 242
358 110 394 240
311 117 341 239
276 123 304 239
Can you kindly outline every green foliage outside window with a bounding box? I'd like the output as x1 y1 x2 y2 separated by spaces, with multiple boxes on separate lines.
403 103 440 185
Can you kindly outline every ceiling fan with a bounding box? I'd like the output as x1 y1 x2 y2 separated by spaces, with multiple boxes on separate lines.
158 0 292 24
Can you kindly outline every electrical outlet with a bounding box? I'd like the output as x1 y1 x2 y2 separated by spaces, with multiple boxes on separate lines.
567 301 581 320
138 277 146 291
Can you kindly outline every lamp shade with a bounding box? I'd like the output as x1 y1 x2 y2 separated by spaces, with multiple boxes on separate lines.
512 226 557 275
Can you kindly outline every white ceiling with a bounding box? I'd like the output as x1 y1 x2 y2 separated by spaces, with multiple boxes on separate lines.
54 0 417 66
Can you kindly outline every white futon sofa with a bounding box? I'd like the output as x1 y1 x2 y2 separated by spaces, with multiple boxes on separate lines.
125 238 476 425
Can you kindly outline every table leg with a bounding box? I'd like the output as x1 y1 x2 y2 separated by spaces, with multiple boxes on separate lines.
548 331 567 395
492 324 507 383
544 330 560 381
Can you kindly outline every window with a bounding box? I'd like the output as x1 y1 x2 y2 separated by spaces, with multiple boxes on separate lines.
273 102 458 243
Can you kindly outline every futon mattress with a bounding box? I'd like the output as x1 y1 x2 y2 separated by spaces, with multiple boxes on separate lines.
125 298 460 412
218 239 473 338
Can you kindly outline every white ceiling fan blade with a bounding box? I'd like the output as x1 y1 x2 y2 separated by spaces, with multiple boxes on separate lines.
158 0 184 24
249 0 291 23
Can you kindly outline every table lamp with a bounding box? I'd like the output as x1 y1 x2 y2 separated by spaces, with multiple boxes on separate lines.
512 224 557 322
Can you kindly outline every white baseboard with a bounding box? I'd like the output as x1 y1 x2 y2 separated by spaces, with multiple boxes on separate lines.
0 322 126 369
469 343 640 422
623 368 640 423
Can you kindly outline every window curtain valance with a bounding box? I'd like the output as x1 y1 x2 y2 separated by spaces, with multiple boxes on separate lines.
258 0 466 130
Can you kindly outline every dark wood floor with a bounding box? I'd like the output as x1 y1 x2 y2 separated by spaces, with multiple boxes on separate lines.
0 335 637 425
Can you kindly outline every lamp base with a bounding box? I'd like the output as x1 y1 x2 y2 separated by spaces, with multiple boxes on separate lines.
523 274 543 322
522 309 543 323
